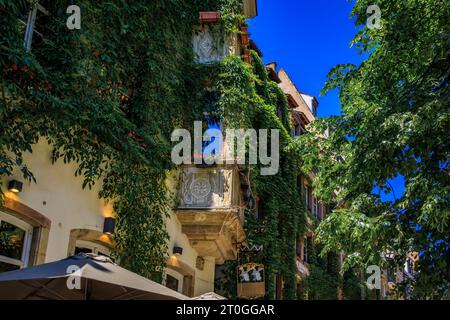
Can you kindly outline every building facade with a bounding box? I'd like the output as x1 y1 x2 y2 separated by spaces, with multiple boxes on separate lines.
0 0 258 298
267 62 338 299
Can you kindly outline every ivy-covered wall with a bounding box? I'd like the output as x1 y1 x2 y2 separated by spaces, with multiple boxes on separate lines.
1 0 313 298
0 0 237 279
212 50 311 300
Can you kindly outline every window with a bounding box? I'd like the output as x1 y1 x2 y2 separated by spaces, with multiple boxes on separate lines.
202 113 222 160
165 274 179 292
294 124 301 137
322 205 327 220
21 2 51 51
318 203 327 221
313 197 318 219
74 240 111 258
164 269 183 293
296 176 302 199
387 259 395 282
304 186 310 210
0 211 33 273
405 258 414 276
296 239 302 257
277 105 282 119
292 123 305 138
303 239 308 264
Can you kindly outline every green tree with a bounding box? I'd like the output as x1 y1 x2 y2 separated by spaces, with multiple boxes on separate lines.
296 0 449 298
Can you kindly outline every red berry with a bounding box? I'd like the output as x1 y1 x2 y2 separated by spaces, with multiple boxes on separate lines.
21 66 28 72
12 64 18 71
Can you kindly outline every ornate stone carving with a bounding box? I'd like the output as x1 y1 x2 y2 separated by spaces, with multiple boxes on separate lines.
192 25 238 64
179 167 234 208
176 166 246 264
191 177 211 199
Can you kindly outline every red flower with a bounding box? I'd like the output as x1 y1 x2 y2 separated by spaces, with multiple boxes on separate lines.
12 64 18 71
29 74 34 80
127 131 133 138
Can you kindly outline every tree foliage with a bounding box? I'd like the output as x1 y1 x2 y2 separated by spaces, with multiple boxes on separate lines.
296 0 450 298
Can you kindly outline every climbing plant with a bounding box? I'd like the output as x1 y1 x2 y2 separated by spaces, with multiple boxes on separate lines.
214 49 310 299
0 0 241 279
1 0 311 296
302 240 341 300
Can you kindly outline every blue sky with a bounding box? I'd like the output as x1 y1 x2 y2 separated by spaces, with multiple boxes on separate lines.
248 0 363 118
248 0 405 201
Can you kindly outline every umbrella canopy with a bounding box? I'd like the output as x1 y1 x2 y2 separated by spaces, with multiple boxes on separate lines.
193 292 227 300
0 253 189 300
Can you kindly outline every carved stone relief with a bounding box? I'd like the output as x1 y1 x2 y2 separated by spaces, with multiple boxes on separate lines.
193 25 236 64
180 167 233 208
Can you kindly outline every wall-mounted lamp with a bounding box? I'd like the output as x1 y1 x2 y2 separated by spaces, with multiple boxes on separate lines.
103 217 116 235
8 180 23 193
173 246 183 256
246 195 256 210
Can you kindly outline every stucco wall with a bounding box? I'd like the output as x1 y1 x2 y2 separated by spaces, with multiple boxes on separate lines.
1 139 107 263
1 139 215 295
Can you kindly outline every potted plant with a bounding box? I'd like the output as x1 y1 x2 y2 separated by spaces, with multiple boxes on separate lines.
244 49 252 64
240 26 250 46
199 11 221 24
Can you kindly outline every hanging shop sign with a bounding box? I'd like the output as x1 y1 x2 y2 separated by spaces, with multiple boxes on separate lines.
237 263 265 298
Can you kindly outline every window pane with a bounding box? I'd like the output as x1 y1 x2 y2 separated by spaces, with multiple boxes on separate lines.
166 274 179 292
75 247 93 255
0 221 26 260
0 261 20 273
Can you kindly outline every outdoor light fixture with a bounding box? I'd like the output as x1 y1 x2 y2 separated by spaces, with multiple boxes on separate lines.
247 195 256 210
8 180 23 193
103 217 116 235
173 246 183 256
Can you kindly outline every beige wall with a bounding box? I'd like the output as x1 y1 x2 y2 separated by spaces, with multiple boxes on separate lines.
278 68 316 123
2 139 215 296
1 139 107 263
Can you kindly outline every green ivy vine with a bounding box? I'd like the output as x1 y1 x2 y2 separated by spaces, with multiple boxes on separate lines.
1 0 313 297
0 0 243 279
